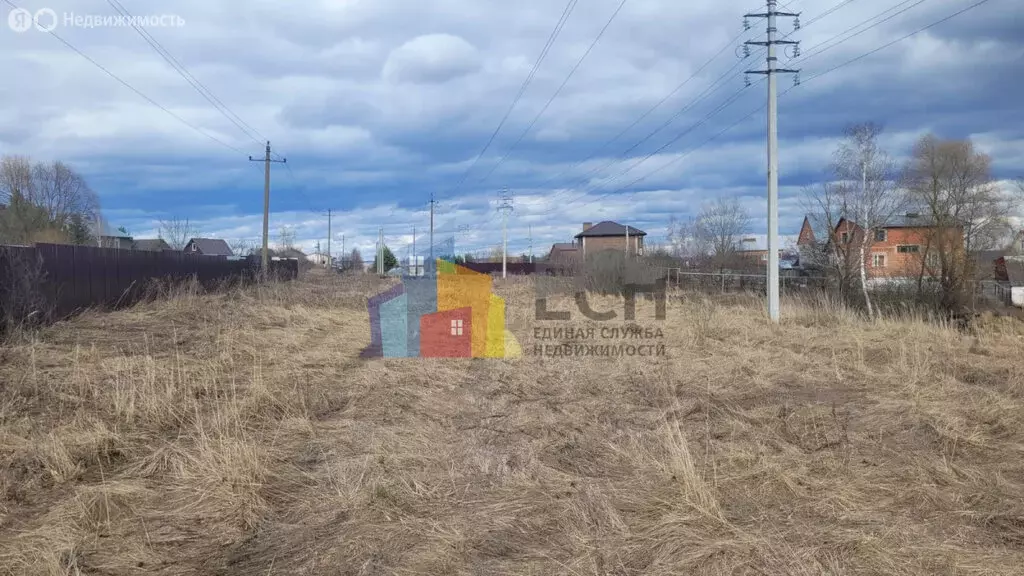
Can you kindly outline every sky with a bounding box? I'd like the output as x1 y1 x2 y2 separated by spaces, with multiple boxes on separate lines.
1 0 1022 260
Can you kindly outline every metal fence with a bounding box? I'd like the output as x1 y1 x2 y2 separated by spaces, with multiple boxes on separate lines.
654 267 828 294
0 243 298 326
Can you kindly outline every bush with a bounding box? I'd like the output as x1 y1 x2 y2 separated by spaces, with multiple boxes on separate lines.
575 250 668 296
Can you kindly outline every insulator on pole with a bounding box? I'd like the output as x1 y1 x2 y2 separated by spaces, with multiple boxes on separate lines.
743 17 750 30
794 72 801 86
745 75 751 87
793 44 800 58
743 44 750 58
794 16 800 30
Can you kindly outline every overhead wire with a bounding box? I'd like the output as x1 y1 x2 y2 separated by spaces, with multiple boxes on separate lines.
2 0 252 157
104 0 267 147
450 0 989 239
473 0 631 187
445 0 580 198
530 0 997 216
441 0 859 236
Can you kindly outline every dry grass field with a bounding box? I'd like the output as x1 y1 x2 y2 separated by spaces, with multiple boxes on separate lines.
1 270 1023 575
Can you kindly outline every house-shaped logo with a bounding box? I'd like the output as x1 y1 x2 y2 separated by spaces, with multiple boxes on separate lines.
361 260 522 358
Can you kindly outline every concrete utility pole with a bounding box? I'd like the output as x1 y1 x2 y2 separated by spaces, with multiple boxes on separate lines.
428 194 437 276
326 209 332 269
497 188 514 278
377 227 384 276
528 225 533 264
625 225 630 258
744 1 800 322
248 141 286 273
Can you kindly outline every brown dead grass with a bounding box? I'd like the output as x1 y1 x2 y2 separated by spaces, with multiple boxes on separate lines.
1 270 1023 575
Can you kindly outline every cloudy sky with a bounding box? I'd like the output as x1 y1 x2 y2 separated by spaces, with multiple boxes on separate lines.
1 0 1022 259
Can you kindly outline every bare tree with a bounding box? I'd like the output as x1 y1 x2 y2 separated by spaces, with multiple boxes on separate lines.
349 248 364 272
693 197 750 270
0 156 35 203
831 122 904 317
30 160 100 225
1 156 100 245
158 217 197 250
231 238 255 257
904 134 1010 312
666 214 708 266
803 179 860 301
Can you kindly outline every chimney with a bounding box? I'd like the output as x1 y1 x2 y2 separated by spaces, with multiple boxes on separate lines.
582 222 592 232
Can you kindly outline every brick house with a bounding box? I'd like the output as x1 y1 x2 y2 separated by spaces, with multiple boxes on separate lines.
827 213 962 281
573 221 646 257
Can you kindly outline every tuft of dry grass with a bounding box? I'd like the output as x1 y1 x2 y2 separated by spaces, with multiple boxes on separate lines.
1 269 1023 575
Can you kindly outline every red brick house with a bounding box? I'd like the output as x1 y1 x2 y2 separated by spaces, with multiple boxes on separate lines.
826 213 963 281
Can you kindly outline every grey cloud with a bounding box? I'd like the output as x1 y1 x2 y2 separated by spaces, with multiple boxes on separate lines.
381 33 481 84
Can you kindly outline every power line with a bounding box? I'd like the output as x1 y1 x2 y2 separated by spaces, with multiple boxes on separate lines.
2 0 250 157
104 0 266 146
528 0 996 217
524 27 755 196
505 0 857 213
474 0 630 187
446 0 580 198
791 0 927 65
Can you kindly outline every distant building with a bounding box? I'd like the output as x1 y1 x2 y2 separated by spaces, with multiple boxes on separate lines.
183 237 234 256
573 221 647 257
830 212 963 282
546 243 580 265
132 238 172 252
99 235 134 250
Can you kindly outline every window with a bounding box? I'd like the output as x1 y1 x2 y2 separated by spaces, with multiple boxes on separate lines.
450 319 463 336
840 232 850 243
761 253 768 261
926 253 939 268
896 245 920 253
872 253 886 268
874 229 887 243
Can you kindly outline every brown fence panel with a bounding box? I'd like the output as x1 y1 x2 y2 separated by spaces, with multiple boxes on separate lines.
2 243 298 334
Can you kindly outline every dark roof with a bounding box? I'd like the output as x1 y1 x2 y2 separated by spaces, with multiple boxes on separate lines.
550 243 578 252
974 250 1005 264
1006 258 1024 286
574 221 647 238
133 238 172 251
185 237 233 256
884 213 940 228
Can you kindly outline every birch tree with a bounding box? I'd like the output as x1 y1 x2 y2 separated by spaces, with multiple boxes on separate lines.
830 123 904 318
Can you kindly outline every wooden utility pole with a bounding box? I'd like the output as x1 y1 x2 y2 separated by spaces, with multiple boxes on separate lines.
248 141 286 273
326 209 332 269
